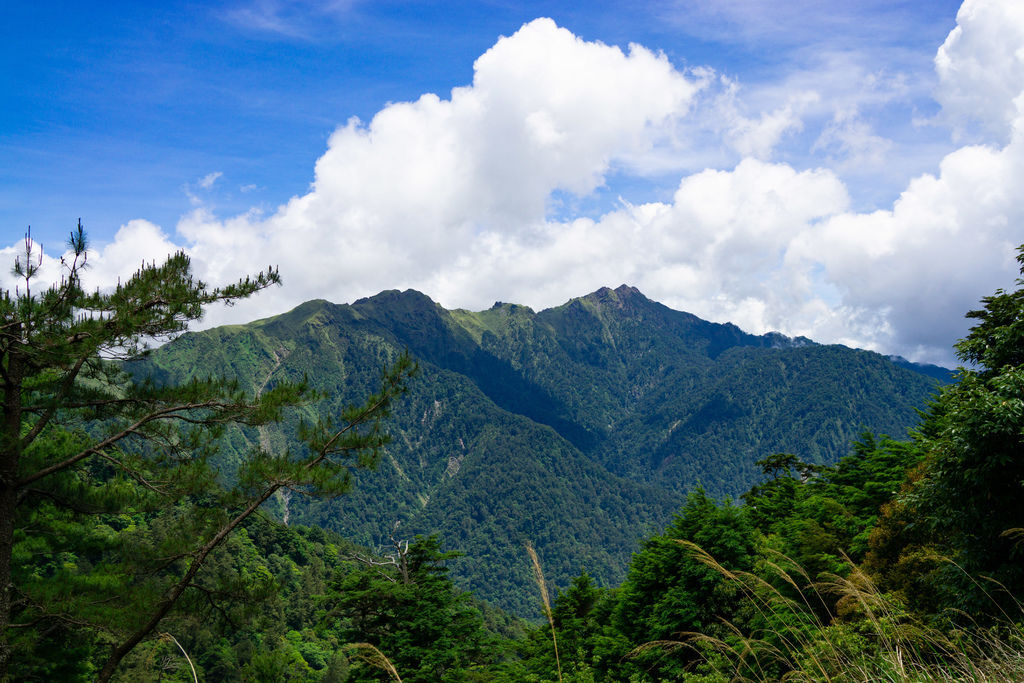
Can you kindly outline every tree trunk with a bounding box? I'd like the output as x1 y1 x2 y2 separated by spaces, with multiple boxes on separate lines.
0 345 25 681
0 481 16 681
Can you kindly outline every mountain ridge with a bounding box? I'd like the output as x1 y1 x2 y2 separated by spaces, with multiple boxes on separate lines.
131 286 948 614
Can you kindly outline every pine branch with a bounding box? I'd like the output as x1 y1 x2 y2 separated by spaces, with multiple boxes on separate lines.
95 357 414 681
19 354 92 450
17 400 248 489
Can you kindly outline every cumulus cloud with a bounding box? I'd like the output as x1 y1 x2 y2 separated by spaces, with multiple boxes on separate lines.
935 0 1024 142
7 7 1024 367
174 18 705 319
791 135 1024 359
298 18 700 234
420 158 850 337
85 220 185 290
0 220 182 303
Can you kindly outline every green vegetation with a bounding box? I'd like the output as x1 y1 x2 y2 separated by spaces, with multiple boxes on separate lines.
131 280 943 615
503 245 1024 681
2 226 413 680
327 534 496 681
8 223 1020 681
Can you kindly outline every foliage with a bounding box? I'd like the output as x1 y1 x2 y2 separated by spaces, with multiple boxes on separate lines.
744 435 921 577
667 553 1024 683
1 225 413 680
515 571 613 682
326 534 496 682
10 231 1018 681
601 243 1024 681
134 283 943 614
869 245 1024 617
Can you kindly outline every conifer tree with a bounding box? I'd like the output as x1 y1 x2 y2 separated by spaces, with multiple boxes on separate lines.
329 534 493 681
0 223 414 680
868 244 1024 617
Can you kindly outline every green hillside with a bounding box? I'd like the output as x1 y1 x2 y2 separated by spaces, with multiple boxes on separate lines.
131 285 945 614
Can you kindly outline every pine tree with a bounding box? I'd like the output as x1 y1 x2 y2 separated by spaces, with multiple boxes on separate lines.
329 534 493 681
0 223 414 680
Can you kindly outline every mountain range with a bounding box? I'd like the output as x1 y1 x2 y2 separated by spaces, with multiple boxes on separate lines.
132 284 949 614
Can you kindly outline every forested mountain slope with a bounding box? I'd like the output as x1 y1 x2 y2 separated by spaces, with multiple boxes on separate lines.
132 285 946 613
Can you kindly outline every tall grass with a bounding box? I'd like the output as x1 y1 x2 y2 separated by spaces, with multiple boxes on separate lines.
343 642 403 682
526 540 563 683
631 541 1024 682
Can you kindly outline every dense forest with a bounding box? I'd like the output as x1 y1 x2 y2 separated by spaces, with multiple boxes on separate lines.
3 228 1022 681
125 277 944 615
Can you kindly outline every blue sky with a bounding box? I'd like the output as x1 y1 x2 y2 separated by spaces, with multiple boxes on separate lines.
3 0 962 240
2 1 1020 366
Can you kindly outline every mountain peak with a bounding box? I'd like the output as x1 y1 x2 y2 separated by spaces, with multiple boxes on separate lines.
353 288 438 310
614 284 642 296
579 284 647 309
489 301 535 315
590 284 642 298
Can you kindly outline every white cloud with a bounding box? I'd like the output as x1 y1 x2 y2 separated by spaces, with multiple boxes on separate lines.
7 7 1024 368
420 158 850 337
935 0 1024 142
222 0 360 40
293 17 700 238
167 18 706 323
708 76 814 159
791 133 1024 360
185 172 225 207
0 221 183 304
657 50 920 186
812 109 893 169
84 220 184 290
198 172 223 189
